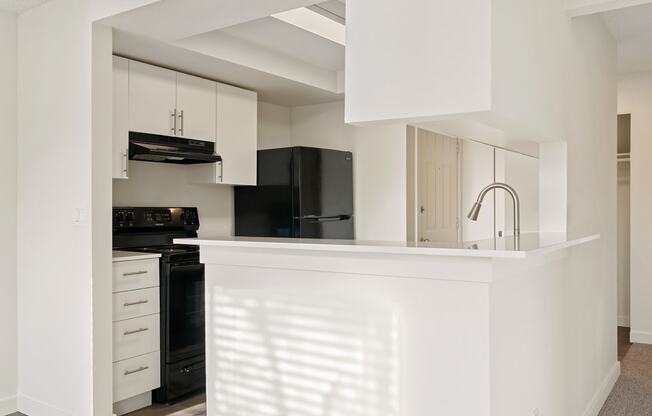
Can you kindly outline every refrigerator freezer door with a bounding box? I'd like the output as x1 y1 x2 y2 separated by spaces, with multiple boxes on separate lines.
298 216 354 239
294 147 353 218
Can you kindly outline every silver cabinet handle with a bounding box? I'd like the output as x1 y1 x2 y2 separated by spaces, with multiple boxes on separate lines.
218 160 224 183
124 327 149 336
124 365 149 376
123 300 149 307
170 109 177 135
122 270 148 277
122 151 128 177
178 110 184 136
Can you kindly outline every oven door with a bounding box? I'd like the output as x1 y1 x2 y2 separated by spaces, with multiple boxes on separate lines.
162 260 205 363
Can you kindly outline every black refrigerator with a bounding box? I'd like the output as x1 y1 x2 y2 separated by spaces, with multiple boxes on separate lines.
234 146 354 239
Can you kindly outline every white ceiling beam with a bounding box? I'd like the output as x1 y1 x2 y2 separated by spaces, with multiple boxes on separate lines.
100 0 322 42
272 7 345 45
174 31 340 92
566 0 652 16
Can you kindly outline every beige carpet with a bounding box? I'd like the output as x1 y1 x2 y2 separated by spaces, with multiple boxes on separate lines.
599 328 652 415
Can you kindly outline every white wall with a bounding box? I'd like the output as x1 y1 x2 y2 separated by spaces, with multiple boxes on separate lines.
348 2 617 414
258 101 291 150
18 3 95 414
352 124 407 241
498 149 540 235
16 1 156 415
560 14 618 415
113 162 234 237
618 71 652 341
346 0 564 143
0 10 17 416
461 140 495 241
345 0 491 124
288 101 407 241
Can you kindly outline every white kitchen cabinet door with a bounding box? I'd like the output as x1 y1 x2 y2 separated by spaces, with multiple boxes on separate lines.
176 73 216 142
113 56 129 179
216 83 257 185
129 60 177 137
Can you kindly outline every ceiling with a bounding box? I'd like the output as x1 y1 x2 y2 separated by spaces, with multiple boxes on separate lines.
0 0 50 13
111 0 346 107
114 29 343 107
601 2 652 73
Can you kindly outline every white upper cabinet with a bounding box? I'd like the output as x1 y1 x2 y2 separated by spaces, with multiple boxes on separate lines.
216 83 257 185
113 57 257 184
112 56 129 180
176 73 217 142
128 60 177 137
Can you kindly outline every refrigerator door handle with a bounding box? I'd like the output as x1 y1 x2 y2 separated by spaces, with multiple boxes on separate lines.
302 215 352 223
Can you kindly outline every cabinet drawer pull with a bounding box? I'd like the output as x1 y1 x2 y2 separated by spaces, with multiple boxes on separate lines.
124 327 149 336
123 300 149 307
122 270 148 277
124 365 149 376
178 110 184 136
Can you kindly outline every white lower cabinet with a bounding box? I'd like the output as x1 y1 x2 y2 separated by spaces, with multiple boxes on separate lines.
113 314 160 362
112 254 161 415
112 258 159 293
112 287 160 322
113 351 161 403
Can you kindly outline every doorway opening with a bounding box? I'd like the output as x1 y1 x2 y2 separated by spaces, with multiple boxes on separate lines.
406 126 540 244
617 113 631 330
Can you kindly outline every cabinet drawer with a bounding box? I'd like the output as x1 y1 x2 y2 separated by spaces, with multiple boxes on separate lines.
113 259 159 292
113 314 160 362
113 287 160 322
113 351 160 403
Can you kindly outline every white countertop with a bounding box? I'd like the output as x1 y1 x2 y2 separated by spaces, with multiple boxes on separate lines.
112 250 161 262
174 232 600 259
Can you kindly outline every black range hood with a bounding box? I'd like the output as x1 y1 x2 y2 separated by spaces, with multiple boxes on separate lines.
129 132 222 165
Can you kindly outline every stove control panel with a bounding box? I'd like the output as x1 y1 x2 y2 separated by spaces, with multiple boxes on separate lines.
113 207 199 229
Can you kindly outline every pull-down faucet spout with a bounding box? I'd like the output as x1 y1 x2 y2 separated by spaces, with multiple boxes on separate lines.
467 182 521 247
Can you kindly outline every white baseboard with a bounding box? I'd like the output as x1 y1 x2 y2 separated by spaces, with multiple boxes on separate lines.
630 330 652 344
0 395 17 416
18 394 72 416
618 315 630 327
582 361 621 416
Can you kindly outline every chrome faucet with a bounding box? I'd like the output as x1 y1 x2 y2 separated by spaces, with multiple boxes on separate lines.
467 182 521 242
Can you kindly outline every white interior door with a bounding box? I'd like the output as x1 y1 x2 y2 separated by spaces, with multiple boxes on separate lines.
417 130 459 243
128 60 177 136
176 73 217 142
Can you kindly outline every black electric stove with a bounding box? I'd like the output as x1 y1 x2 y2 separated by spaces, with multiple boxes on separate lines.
113 207 205 403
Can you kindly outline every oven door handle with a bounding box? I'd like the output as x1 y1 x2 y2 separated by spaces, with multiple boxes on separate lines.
180 360 206 374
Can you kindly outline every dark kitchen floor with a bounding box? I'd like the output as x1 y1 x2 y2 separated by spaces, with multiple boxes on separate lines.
125 393 206 416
